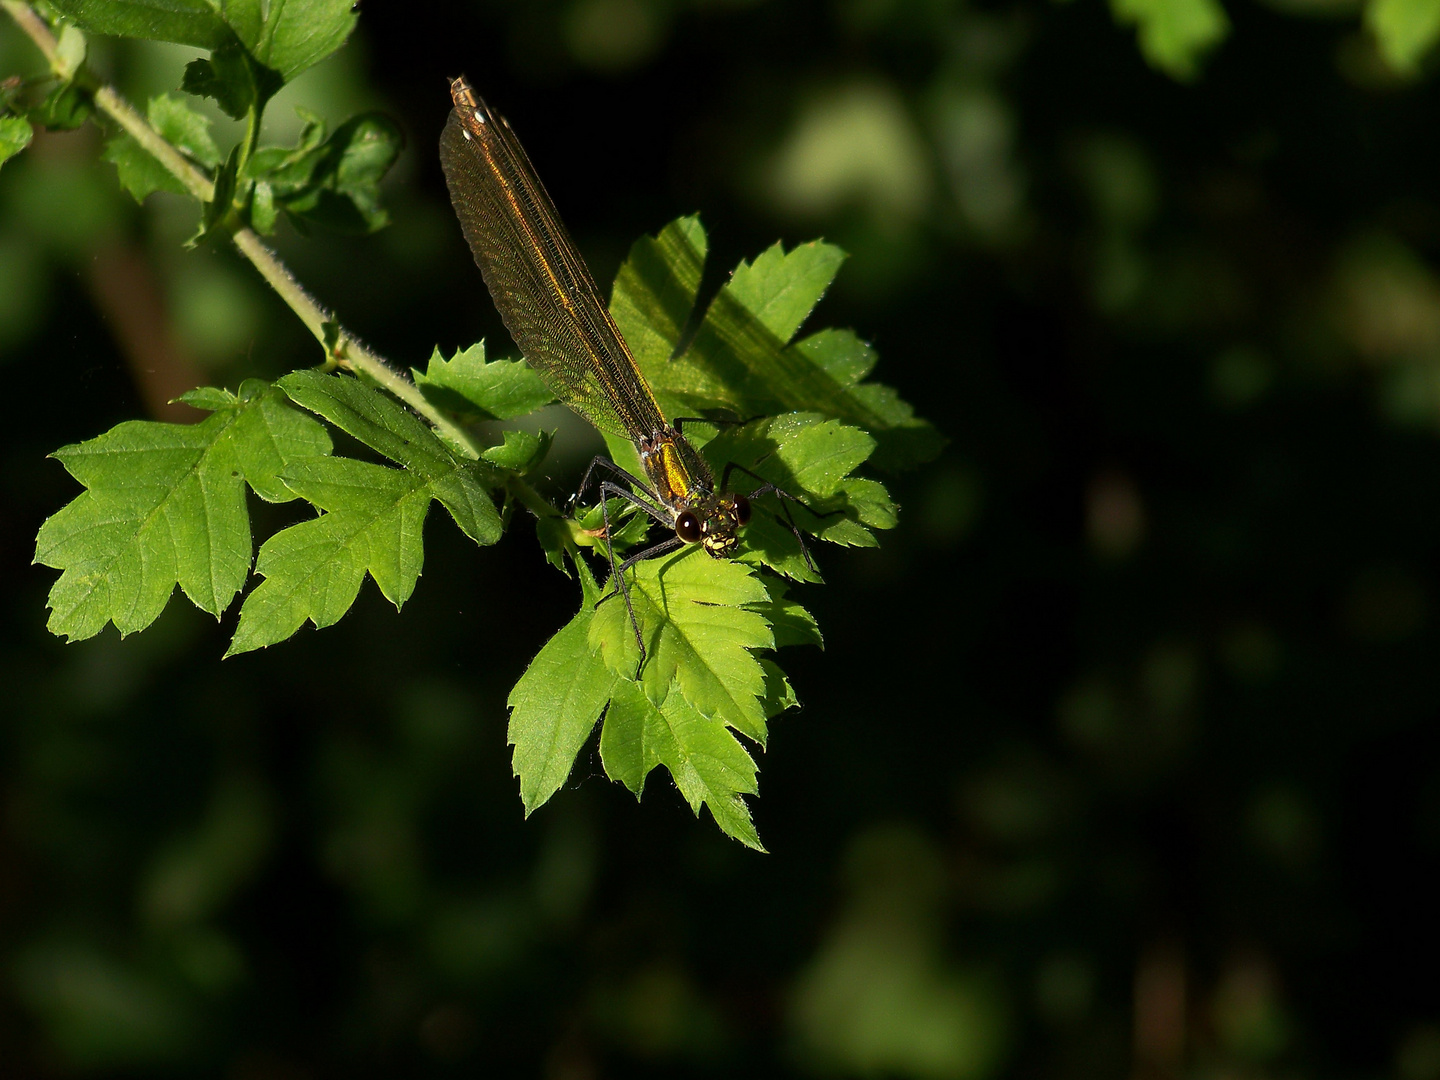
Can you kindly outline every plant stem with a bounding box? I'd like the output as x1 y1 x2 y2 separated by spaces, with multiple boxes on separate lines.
229 229 478 454
2 0 485 462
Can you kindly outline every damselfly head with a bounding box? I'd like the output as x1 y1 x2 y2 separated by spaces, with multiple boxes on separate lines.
680 493 750 558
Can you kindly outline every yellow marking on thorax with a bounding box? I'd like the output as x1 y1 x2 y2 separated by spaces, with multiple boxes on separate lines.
647 438 694 504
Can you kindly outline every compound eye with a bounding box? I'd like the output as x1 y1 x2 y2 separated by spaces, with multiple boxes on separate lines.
733 494 751 526
675 511 702 543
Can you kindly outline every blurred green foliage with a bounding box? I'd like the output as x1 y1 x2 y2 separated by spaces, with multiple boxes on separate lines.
6 0 1440 1076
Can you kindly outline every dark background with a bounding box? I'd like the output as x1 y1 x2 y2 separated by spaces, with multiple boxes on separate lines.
4 0 1440 1076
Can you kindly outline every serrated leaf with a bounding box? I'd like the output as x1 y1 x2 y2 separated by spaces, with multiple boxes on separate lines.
714 412 888 530
148 93 220 167
588 551 773 745
726 414 876 498
725 238 847 343
103 132 187 201
413 342 554 422
507 600 617 815
1109 0 1229 81
608 213 708 382
1368 0 1440 74
34 381 331 642
610 216 943 471
227 457 446 654
277 369 503 544
279 370 488 480
245 106 327 182
235 0 357 83
0 116 35 168
537 515 589 576
795 327 878 386
600 679 765 851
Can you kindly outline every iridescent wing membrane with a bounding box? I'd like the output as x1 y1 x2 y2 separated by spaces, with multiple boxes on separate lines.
439 79 668 443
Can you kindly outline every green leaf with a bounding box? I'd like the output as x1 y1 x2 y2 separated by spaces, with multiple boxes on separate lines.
50 0 356 82
34 381 331 642
700 413 894 577
795 327 878 386
103 133 186 201
507 590 617 815
276 370 503 544
180 43 277 120
253 113 403 234
244 106 327 181
718 413 877 499
726 238 848 343
413 342 554 422
1368 0 1440 74
226 458 448 654
1109 0 1230 81
600 679 765 851
588 551 774 745
0 116 35 168
148 93 220 167
610 216 944 471
47 0 233 52
481 430 552 473
174 386 235 411
233 0 358 83
608 214 707 393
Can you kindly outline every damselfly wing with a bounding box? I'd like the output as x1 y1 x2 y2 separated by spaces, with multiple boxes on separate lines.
439 76 763 661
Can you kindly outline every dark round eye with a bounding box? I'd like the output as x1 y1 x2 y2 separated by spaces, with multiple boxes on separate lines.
733 494 751 526
675 511 702 543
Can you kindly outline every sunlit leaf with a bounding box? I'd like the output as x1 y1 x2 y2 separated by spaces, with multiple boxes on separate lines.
589 551 773 744
600 678 765 851
35 380 331 642
611 216 943 470
276 370 504 546
226 456 468 654
507 566 616 814
413 341 554 422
